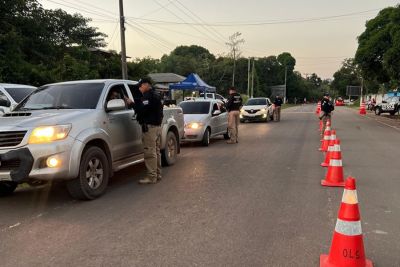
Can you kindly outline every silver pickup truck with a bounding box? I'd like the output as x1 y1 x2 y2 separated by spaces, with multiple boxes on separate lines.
0 79 184 200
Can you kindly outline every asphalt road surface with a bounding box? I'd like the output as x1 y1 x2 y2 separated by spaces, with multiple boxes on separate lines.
1 105 399 267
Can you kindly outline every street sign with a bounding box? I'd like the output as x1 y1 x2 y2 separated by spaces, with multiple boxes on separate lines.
346 86 361 96
270 85 286 98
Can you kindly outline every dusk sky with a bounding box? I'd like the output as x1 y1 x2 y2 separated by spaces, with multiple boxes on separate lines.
41 0 399 79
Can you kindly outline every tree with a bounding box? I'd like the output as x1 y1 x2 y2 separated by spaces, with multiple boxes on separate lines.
0 0 107 85
331 59 360 97
355 6 400 84
226 32 245 87
160 45 215 79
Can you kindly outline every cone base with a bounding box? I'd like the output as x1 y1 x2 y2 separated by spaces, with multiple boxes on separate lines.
321 179 345 187
321 162 329 167
320 254 373 267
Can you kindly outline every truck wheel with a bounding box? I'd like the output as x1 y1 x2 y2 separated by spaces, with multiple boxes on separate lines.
201 129 210 146
162 131 178 166
223 129 230 140
0 181 18 197
67 146 109 200
390 111 395 116
375 108 381 116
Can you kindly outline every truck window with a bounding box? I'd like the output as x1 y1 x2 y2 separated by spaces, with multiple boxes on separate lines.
106 84 129 109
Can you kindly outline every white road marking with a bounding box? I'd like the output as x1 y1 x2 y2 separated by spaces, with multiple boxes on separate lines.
8 222 21 229
372 230 388 235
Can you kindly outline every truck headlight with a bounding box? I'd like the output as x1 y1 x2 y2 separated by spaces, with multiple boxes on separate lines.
240 108 245 113
261 108 267 112
29 125 71 144
186 122 203 129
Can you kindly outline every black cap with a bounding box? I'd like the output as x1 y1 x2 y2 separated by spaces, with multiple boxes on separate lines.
323 92 330 97
138 77 152 86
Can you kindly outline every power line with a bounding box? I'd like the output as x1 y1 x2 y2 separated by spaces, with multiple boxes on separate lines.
43 0 116 20
137 0 176 19
125 22 172 54
148 0 225 47
142 22 224 45
127 8 381 27
69 0 117 17
170 0 226 43
126 21 174 50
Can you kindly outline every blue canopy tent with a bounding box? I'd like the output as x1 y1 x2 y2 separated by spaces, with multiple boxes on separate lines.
169 73 216 99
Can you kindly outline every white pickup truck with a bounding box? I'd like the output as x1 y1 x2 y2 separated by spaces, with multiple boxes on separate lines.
0 79 184 200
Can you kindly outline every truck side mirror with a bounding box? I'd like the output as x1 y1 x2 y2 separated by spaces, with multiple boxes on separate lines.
106 99 126 112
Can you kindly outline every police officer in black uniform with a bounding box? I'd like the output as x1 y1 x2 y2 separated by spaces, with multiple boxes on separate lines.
273 95 283 121
226 87 243 144
126 78 164 184
320 93 334 135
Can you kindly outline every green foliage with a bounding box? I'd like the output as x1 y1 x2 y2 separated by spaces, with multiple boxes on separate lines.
0 0 108 85
0 1 327 102
331 59 360 96
355 5 400 85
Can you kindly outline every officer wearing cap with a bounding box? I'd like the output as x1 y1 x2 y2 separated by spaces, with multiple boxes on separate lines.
273 95 283 122
126 78 163 184
320 93 334 136
226 87 243 144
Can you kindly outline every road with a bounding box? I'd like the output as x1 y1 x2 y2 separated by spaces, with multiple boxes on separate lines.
0 105 399 267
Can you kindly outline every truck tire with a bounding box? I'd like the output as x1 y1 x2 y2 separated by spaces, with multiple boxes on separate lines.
201 129 210 146
375 108 381 116
67 146 109 200
390 111 395 116
162 131 178 166
0 181 18 197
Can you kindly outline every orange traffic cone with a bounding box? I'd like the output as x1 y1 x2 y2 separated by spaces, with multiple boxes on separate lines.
330 139 342 161
320 128 332 152
321 158 345 187
322 138 341 168
359 101 367 115
321 143 334 167
320 177 373 267
316 101 321 115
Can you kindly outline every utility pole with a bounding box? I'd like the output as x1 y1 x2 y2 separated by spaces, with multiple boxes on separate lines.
232 48 236 87
119 0 128 79
284 66 287 103
251 58 255 98
360 77 364 105
247 58 250 96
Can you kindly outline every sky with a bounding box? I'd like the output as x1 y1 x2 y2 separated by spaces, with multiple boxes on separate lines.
40 0 399 79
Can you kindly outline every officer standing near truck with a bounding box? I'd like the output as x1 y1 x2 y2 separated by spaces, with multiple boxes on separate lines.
273 95 283 122
226 87 243 144
320 93 334 136
126 78 164 184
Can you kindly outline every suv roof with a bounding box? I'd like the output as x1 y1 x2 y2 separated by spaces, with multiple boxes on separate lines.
43 79 138 87
0 83 36 89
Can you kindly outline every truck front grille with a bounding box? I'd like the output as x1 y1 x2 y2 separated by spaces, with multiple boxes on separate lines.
0 131 27 147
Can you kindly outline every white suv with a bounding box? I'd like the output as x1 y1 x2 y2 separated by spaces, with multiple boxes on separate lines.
0 84 36 114
240 97 274 122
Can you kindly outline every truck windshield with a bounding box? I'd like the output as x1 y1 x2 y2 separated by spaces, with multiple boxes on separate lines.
180 102 210 114
246 99 266 105
16 83 104 111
